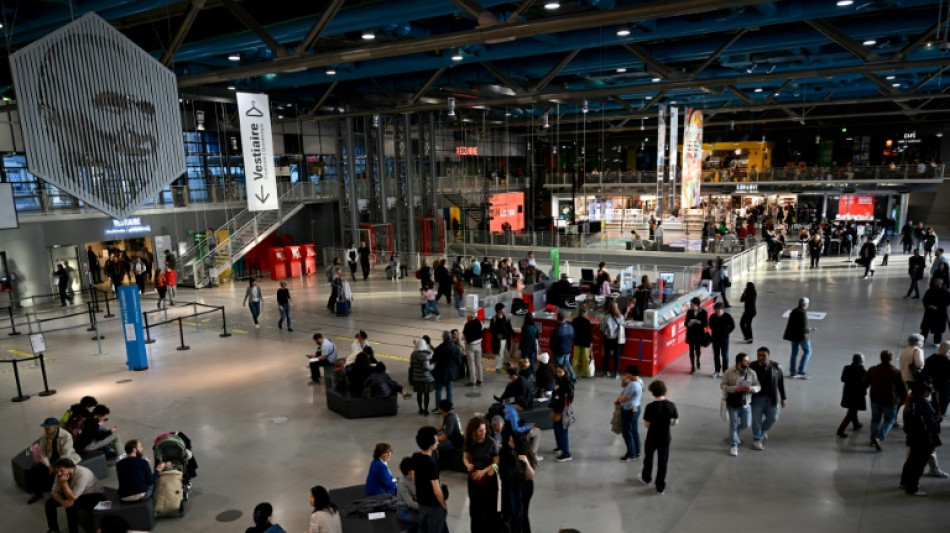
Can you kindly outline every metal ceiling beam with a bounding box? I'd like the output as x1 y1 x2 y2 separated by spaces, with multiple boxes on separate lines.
863 73 913 111
690 29 748 78
622 43 684 81
177 0 765 87
914 65 948 91
294 0 346 57
407 67 448 105
221 0 290 58
300 57 950 120
308 81 339 114
892 22 941 61
610 96 638 114
804 19 882 63
640 91 666 112
726 85 755 105
160 0 206 66
531 50 580 93
452 0 500 27
481 62 526 94
506 0 536 23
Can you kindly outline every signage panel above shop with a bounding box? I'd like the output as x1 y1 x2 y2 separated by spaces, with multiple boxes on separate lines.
456 146 479 156
105 217 151 236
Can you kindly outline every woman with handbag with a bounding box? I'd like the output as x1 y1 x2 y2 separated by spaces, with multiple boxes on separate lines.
462 416 499 531
600 302 626 378
685 297 709 375
551 365 576 462
571 305 594 378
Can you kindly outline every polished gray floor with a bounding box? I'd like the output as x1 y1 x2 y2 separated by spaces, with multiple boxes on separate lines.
1 250 946 533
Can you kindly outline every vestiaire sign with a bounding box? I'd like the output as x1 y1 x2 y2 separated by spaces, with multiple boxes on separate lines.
237 92 279 211
105 217 151 236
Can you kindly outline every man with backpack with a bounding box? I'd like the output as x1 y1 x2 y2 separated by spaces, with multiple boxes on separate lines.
549 311 576 383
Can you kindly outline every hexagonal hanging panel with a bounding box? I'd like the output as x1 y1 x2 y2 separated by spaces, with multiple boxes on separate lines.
10 12 185 220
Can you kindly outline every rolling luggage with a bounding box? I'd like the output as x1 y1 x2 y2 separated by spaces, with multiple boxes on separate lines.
336 300 351 316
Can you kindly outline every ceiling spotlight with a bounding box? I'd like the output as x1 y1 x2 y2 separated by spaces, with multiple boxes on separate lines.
616 27 631 37
891 82 901 87
617 67 627 73
754 88 763 93
362 29 376 40
326 68 337 75
227 85 236 90
543 114 550 128
937 132 945 138
645 95 653 100
277 115 284 120
195 110 205 131
451 49 464 61
836 0 853 5
373 114 380 127
447 97 456 117
651 77 661 82
230 136 238 150
582 100 589 114
885 75 895 80
544 1 561 9
228 53 240 62
863 39 876 46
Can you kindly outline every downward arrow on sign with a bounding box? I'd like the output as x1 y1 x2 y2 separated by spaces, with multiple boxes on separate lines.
255 185 271 204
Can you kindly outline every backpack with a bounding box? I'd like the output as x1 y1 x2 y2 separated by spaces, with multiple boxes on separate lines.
64 414 87 441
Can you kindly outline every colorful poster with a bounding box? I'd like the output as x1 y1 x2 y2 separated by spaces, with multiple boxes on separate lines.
681 108 704 208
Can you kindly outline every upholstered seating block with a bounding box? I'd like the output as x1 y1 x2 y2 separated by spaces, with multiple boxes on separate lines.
78 487 157 533
519 403 554 430
328 484 403 533
436 448 466 473
326 387 398 419
11 447 108 494
78 450 109 480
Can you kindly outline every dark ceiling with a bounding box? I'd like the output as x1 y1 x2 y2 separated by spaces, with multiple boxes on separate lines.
1 0 948 136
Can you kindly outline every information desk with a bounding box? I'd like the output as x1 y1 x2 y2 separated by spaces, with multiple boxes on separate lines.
524 288 716 377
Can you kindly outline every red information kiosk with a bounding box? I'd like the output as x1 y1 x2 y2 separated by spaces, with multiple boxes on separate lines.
268 248 287 281
302 244 317 275
284 245 302 277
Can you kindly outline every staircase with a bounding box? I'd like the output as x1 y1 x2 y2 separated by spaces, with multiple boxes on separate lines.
178 182 329 288
442 191 487 229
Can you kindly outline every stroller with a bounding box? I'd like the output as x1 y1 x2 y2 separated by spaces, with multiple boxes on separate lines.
153 432 197 516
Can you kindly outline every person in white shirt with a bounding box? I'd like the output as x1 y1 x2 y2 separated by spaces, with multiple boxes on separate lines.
242 277 263 328
347 330 370 366
654 221 664 246
882 240 891 266
899 334 925 388
308 334 338 385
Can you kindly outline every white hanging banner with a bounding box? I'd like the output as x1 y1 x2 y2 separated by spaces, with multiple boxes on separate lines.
669 106 679 213
237 92 279 211
656 105 667 182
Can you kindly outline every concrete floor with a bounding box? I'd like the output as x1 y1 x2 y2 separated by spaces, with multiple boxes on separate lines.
1 251 946 533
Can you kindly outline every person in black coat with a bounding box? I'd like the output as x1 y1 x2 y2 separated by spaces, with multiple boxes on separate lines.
900 381 942 496
739 282 757 343
905 249 926 299
684 297 708 375
858 236 876 278
433 331 462 405
920 278 950 345
807 234 823 268
836 353 868 437
708 302 735 378
923 342 950 417
434 260 453 305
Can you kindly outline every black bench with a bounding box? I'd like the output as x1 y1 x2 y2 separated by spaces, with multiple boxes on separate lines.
328 484 412 533
77 487 157 533
326 387 398 419
11 447 108 495
519 401 554 430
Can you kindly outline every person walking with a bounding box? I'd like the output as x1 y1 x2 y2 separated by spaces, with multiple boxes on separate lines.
836 353 867 438
435 259 452 305
684 297 708 375
345 242 358 282
858 236 877 278
571 305 593 379
452 274 465 317
155 268 169 309
904 249 925 299
551 365 575 462
881 239 891 265
462 312 484 387
276 280 292 332
721 353 761 457
899 334 926 391
243 277 263 328
358 241 371 281
410 339 436 415
739 282 757 344
900 381 942 496
708 303 735 379
865 349 906 451
87 247 102 284
710 257 731 308
615 365 643 462
920 279 950 345
923 341 950 417
807 234 822 268
783 297 816 379
749 346 786 450
133 256 147 294
600 302 626 378
549 312 576 382
638 380 678 494
54 263 73 306
490 303 514 370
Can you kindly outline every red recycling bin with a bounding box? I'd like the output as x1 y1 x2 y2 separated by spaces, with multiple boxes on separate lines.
268 248 288 281
284 245 302 277
302 244 317 275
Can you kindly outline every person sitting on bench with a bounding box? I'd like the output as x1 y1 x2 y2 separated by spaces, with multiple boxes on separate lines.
75 405 122 458
45 458 104 533
30 417 83 504
363 363 413 400
117 439 169 502
502 397 542 458
495 367 533 408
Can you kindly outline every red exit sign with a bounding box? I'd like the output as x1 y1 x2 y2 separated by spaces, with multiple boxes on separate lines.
456 146 479 156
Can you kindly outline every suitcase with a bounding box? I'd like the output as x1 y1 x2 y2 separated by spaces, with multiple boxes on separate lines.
336 300 351 316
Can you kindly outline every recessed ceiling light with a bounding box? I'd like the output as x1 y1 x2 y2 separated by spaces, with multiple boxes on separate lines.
670 100 677 104
451 50 464 61
544 1 560 9
891 82 901 87
228 53 240 61
616 28 630 37
836 0 853 6
277 115 284 120
863 39 876 46
645 95 653 100
773 93 780 97
227 85 236 90
885 75 895 80
617 67 627 73
754 88 763 93
651 77 661 82
362 30 376 40
326 68 337 75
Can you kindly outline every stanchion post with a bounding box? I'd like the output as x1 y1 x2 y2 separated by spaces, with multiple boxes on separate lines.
143 312 155 344
103 291 114 318
93 320 104 356
192 302 200 332
176 318 190 351
219 306 232 338
86 301 96 332
7 306 20 336
10 359 30 402
89 302 104 340
37 354 56 397
91 286 101 313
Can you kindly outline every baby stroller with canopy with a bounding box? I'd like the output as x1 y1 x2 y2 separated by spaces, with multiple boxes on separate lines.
152 432 197 516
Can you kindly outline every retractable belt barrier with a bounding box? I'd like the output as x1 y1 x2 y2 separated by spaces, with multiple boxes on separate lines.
141 303 232 351
0 353 56 403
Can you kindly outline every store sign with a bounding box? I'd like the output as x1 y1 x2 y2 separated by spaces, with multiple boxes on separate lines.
456 146 479 156
237 92 279 211
735 183 758 193
105 217 152 236
898 131 921 145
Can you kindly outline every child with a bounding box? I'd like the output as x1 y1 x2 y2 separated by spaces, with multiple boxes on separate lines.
882 240 891 266
638 380 679 494
395 457 418 524
836 353 867 437
419 288 427 318
155 268 168 309
423 283 440 320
